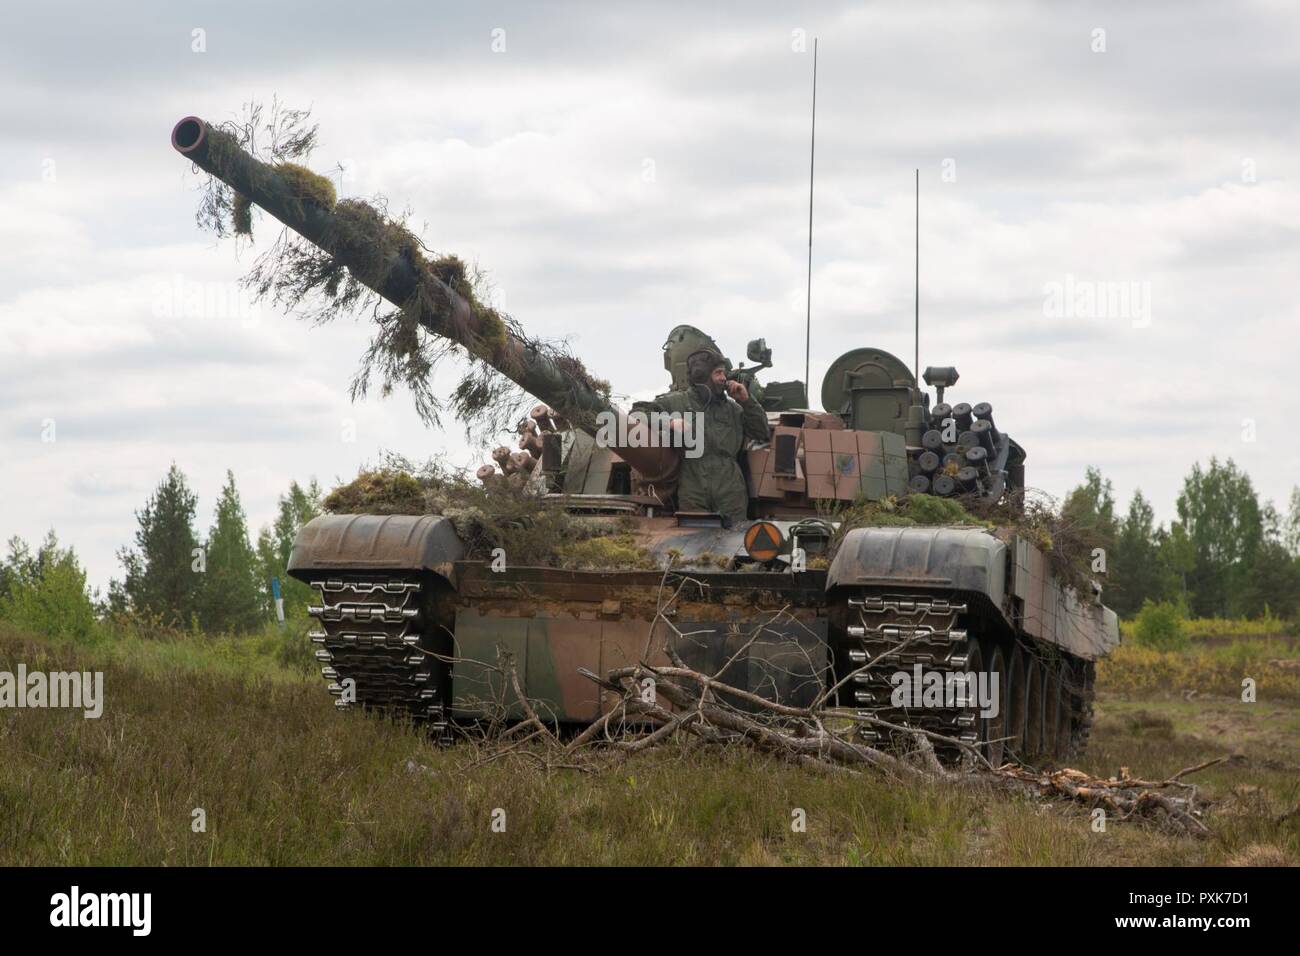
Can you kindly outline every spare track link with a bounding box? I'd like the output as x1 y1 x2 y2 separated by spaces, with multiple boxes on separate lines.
307 574 448 735
842 591 980 752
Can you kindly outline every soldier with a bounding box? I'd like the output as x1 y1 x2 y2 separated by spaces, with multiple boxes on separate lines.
654 348 770 527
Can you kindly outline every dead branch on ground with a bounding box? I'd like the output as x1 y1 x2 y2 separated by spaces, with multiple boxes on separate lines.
414 574 1227 834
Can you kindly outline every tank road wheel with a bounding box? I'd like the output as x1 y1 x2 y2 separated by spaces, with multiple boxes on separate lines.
960 639 985 766
1041 659 1064 761
980 639 1008 767
1023 653 1045 760
1065 660 1097 760
1056 663 1075 760
1004 644 1027 764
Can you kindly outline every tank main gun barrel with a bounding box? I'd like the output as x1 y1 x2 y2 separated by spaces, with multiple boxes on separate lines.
170 115 678 483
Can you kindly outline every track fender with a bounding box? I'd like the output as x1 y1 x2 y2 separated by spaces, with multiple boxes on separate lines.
825 526 1006 604
287 514 466 582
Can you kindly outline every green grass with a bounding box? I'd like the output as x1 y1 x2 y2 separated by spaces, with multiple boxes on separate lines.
1 622 1297 865
6 614 318 685
94 627 314 684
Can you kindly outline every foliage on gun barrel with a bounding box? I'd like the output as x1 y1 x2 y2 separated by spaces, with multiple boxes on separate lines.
173 108 612 436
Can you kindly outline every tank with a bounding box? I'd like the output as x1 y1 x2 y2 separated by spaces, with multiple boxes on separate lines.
172 115 1119 764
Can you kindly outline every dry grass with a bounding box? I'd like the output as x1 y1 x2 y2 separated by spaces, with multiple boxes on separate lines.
1 622 1296 866
1120 615 1294 642
1098 638 1300 700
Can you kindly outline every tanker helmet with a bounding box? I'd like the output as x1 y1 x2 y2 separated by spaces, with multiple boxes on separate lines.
686 348 726 386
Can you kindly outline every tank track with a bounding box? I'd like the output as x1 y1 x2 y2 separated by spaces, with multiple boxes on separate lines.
299 578 1096 761
840 589 1097 764
306 574 449 735
842 591 981 752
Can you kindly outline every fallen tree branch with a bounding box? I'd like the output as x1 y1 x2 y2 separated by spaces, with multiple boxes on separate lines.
439 576 1220 835
995 765 1213 837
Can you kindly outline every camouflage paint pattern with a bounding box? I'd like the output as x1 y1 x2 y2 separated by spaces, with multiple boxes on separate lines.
290 512 1119 722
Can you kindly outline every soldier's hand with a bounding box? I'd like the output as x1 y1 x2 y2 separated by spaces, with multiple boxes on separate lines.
727 380 749 402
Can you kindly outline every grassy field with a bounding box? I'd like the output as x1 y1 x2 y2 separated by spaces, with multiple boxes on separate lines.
1 621 1297 866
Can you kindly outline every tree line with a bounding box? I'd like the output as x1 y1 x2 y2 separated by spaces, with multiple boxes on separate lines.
2 456 1299 638
1062 458 1300 621
105 465 322 632
1 465 321 638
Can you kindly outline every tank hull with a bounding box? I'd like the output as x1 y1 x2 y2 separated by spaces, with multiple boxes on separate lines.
289 513 1117 762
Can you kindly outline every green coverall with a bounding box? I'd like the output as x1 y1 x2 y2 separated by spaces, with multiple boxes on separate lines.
653 386 770 526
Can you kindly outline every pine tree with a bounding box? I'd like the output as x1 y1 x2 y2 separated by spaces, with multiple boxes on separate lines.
1108 489 1162 618
1241 501 1300 620
1062 466 1118 544
1154 522 1196 610
0 536 35 602
198 470 263 634
1284 486 1300 559
1176 457 1263 618
118 463 201 627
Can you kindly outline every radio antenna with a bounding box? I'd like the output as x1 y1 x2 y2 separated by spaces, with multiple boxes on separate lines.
803 37 818 400
914 167 920 387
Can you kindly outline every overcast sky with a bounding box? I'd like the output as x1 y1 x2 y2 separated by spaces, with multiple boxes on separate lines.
2 0 1298 592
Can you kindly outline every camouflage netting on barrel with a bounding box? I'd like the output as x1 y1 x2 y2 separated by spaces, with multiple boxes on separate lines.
187 100 609 440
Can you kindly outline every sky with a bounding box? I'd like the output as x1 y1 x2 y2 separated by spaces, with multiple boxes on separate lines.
2 0 1298 592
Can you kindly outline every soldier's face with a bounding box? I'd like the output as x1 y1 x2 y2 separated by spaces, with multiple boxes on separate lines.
709 367 727 387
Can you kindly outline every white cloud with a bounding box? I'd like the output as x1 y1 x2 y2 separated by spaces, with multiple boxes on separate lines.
1 0 1298 590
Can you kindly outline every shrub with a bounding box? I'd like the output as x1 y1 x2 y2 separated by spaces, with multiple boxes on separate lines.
902 494 987 526
322 455 643 567
0 545 99 642
270 608 318 676
1132 600 1189 651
